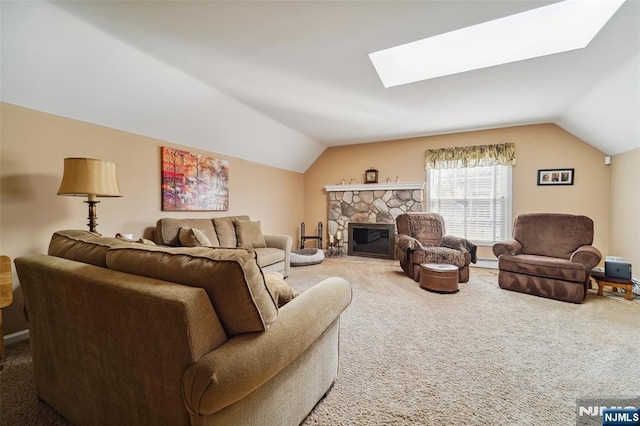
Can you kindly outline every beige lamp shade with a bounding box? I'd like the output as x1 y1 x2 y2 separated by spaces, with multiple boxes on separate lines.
57 158 122 200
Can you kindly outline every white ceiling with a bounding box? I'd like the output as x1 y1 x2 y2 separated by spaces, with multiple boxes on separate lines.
2 0 639 173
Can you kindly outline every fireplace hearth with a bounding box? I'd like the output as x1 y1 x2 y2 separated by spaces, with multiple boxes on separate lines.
348 223 395 259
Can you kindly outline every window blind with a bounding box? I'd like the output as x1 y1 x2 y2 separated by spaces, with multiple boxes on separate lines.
427 165 512 245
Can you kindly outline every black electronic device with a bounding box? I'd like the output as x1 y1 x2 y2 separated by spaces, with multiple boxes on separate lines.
604 261 632 280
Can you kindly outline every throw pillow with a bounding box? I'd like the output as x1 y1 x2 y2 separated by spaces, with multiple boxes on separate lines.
178 227 212 247
235 220 267 249
264 271 299 307
213 216 247 247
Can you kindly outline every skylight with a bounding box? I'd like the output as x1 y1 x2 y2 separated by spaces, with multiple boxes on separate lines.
369 0 626 88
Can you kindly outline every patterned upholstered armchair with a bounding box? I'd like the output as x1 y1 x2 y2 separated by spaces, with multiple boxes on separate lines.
395 213 477 283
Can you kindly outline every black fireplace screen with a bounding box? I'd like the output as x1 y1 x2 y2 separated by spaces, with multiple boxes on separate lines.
347 223 395 259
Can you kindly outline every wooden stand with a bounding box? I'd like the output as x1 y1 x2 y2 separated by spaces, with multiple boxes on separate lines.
591 270 635 300
0 256 14 368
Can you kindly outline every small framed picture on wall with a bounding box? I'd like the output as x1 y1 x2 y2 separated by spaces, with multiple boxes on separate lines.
537 168 574 186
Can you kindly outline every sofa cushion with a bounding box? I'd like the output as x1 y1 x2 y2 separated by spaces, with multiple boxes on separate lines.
116 234 157 246
498 253 587 283
155 218 220 247
264 271 299 306
48 230 134 267
106 245 278 336
409 246 465 268
179 227 213 247
235 220 267 249
213 216 249 247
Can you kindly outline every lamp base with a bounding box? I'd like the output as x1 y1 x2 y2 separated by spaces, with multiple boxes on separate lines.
84 200 100 234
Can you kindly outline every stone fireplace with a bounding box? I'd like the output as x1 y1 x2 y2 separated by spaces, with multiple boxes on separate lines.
324 182 425 257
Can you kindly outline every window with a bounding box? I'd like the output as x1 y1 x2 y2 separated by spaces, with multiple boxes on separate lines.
427 165 512 245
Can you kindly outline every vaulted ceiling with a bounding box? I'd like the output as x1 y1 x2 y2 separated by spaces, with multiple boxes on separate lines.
2 0 638 173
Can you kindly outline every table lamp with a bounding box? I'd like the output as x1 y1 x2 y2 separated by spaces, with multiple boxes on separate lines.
57 158 122 233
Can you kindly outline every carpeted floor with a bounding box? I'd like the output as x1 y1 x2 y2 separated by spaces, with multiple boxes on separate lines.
1 257 639 425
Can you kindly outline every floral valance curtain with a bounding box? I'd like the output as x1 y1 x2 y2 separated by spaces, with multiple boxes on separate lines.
425 142 516 169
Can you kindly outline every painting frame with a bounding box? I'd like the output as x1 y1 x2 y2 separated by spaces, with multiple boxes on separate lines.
161 146 229 211
537 168 574 186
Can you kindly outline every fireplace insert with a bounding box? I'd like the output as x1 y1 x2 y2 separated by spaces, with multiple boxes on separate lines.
347 223 395 259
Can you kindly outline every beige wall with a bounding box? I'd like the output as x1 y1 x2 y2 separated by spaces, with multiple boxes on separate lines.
304 124 611 260
2 104 631 337
0 103 304 335
609 147 639 279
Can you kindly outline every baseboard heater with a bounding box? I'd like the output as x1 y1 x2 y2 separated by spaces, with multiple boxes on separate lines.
5 329 29 346
474 258 498 269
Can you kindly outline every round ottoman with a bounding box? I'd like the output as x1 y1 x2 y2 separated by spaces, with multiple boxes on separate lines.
290 248 325 266
419 263 459 293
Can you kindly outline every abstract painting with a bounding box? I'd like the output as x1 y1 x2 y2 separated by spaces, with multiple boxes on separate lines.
161 146 229 211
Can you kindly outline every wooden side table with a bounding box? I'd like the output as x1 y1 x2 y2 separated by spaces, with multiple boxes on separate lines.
419 263 459 293
590 270 635 301
0 255 14 364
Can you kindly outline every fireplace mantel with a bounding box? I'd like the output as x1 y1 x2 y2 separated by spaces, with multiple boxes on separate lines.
324 182 425 192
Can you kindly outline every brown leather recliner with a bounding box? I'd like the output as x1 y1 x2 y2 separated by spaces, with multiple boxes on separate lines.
492 213 602 304
395 213 477 283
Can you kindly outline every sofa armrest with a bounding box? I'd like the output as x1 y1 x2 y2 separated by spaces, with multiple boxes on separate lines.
263 234 291 251
492 240 522 257
442 236 477 264
264 234 293 277
570 245 602 270
182 276 352 416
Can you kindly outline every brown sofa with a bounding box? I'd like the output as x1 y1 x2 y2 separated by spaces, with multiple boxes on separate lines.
395 213 477 283
156 216 292 278
492 213 602 304
15 230 351 425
